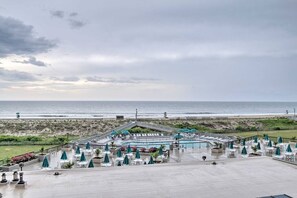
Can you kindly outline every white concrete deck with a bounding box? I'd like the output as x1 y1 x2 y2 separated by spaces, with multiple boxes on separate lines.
1 157 297 198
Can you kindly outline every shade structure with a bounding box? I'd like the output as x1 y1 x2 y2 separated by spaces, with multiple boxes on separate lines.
178 128 197 133
148 156 154 164
229 142 234 149
241 147 248 155
123 155 129 165
86 142 91 150
88 159 94 168
122 130 130 135
117 149 122 158
103 153 110 163
257 142 261 150
80 152 86 162
42 156 49 168
277 137 283 144
241 139 246 146
127 145 132 153
110 130 117 136
254 136 258 143
75 146 81 155
135 149 141 159
268 140 273 147
275 147 281 155
60 151 68 160
158 147 163 156
174 133 184 139
286 144 292 153
105 144 109 152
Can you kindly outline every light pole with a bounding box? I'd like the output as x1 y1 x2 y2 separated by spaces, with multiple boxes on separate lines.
294 108 296 118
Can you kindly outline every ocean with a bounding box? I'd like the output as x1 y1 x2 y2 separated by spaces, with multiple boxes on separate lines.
0 101 296 119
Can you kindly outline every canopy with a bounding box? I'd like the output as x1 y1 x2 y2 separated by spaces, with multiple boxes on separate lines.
286 144 292 153
122 130 130 135
127 145 132 153
229 142 234 149
117 149 122 158
88 159 94 168
103 153 110 163
110 130 117 136
105 144 109 152
241 147 247 155
277 136 283 144
254 136 258 143
123 155 129 165
148 156 154 164
178 128 197 133
268 140 273 147
42 156 49 168
257 142 261 150
241 139 246 146
86 142 91 150
60 151 68 160
174 133 184 139
75 146 81 155
135 149 141 159
80 152 86 162
275 147 281 156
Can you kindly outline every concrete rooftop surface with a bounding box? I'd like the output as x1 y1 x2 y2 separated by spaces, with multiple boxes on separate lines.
1 157 297 198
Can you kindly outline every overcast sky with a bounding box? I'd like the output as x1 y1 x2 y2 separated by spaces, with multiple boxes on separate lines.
0 0 296 101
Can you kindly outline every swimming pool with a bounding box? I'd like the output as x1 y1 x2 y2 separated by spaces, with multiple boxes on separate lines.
122 140 209 149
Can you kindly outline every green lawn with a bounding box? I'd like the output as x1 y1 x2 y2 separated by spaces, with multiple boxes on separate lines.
0 145 55 161
227 129 297 139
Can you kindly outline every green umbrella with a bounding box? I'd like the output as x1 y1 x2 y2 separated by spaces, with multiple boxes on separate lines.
135 149 141 159
127 145 132 153
110 130 117 136
75 146 81 155
122 130 130 135
264 134 269 141
117 149 122 158
123 155 129 165
148 156 154 164
286 144 292 153
88 159 94 168
158 147 163 156
295 143 297 149
86 142 91 150
277 136 283 144
275 147 281 156
174 133 184 140
268 140 272 147
257 142 261 150
241 147 247 155
42 156 49 168
103 153 110 163
254 136 258 143
229 142 234 149
241 139 246 146
80 152 86 162
60 151 68 160
105 144 109 152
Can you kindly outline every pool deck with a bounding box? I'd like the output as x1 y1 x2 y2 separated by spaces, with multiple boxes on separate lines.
1 157 297 198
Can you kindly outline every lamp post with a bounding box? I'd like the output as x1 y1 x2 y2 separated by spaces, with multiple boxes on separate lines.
19 162 24 171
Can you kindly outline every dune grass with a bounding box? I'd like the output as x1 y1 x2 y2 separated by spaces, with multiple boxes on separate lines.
228 129 297 139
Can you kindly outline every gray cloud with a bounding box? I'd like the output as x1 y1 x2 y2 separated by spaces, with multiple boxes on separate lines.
50 10 65 18
13 56 47 67
68 19 86 29
50 76 80 82
0 67 38 81
85 76 157 84
69 12 78 17
0 15 56 58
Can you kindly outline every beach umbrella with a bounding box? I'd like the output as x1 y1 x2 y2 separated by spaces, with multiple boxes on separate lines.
254 136 258 143
105 144 109 152
75 146 81 155
295 143 297 149
117 149 122 158
277 136 283 144
88 159 94 168
80 152 86 162
174 133 184 140
86 142 91 150
268 140 273 147
275 147 281 156
229 142 234 149
42 156 49 168
241 147 247 155
123 155 129 165
286 144 292 153
148 156 154 164
60 151 68 160
263 134 269 141
103 153 110 163
158 147 163 156
135 149 141 159
127 145 132 153
241 139 246 146
257 142 261 150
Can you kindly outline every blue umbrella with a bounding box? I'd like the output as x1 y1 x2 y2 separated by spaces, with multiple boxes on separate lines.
158 147 163 156
254 136 258 143
75 146 81 155
105 144 109 152
264 134 269 141
241 139 246 146
42 156 49 168
229 142 234 149
275 147 281 156
174 133 184 139
277 136 283 144
127 145 132 153
148 156 154 164
135 149 141 159
88 159 94 168
80 152 86 162
123 155 129 165
117 149 122 158
286 144 292 153
122 130 130 135
267 140 272 147
86 142 91 150
241 147 247 155
257 142 261 150
103 153 110 163
60 151 68 160
110 130 117 136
